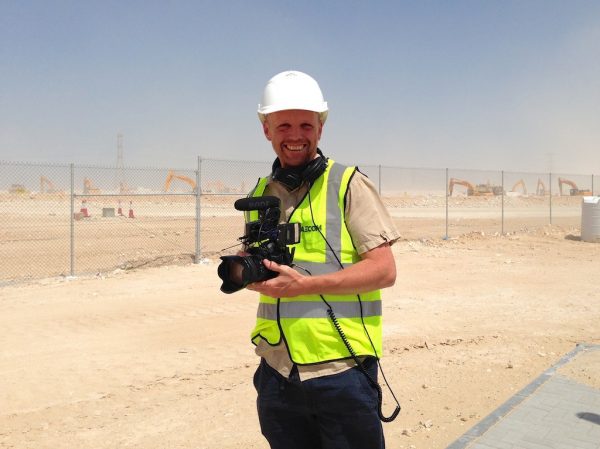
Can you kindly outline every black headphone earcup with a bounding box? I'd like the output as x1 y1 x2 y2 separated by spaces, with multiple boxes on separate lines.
301 156 327 185
272 168 303 190
271 152 328 190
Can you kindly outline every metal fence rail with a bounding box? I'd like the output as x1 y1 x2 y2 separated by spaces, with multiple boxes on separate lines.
1 159 596 284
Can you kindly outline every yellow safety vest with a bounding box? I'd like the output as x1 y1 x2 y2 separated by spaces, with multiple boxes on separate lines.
247 159 382 365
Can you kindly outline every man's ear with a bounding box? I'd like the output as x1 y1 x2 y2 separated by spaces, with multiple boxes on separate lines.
262 120 272 141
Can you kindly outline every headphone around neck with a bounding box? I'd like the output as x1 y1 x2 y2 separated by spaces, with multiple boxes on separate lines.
271 149 328 190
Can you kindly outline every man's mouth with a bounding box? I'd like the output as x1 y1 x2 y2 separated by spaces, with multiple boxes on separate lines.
284 144 306 152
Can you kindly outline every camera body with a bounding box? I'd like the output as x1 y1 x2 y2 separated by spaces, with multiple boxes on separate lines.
218 196 301 294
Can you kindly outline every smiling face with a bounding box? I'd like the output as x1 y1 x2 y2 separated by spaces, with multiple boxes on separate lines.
262 109 323 168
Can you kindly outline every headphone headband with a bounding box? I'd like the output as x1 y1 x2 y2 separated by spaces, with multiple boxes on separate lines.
271 149 328 190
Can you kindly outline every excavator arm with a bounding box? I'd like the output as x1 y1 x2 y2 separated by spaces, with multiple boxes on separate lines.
510 179 527 195
557 177 591 196
558 177 577 196
448 178 475 196
449 178 502 196
164 171 197 192
536 178 546 196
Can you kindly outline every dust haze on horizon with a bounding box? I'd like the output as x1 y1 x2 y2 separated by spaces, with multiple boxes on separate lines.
1 1 599 176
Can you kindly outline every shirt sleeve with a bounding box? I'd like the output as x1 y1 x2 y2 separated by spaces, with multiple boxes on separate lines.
345 170 401 255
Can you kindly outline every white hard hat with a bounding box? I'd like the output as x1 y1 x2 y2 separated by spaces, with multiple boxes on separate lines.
258 70 328 124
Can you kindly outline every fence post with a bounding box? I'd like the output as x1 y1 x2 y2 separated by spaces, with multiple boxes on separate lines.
195 156 202 263
549 172 553 225
501 170 504 235
445 168 449 240
70 163 75 276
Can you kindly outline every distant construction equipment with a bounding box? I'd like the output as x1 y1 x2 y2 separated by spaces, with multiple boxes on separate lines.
9 184 27 194
448 178 503 196
203 180 244 193
510 179 527 195
83 178 101 194
557 177 592 196
164 170 197 192
536 178 547 196
40 176 60 193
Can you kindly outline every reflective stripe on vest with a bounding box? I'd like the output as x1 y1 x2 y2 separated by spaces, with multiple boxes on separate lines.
248 159 383 365
257 300 382 320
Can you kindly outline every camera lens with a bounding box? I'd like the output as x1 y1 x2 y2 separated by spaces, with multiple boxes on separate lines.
218 254 278 294
218 256 246 293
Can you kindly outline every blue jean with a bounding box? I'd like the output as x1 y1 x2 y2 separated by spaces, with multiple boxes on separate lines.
253 357 385 449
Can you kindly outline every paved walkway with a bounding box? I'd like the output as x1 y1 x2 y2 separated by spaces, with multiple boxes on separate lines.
446 343 600 449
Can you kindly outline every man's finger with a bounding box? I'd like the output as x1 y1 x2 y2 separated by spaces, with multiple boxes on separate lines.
263 259 282 271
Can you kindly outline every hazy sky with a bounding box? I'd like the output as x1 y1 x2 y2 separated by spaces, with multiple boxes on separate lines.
1 0 599 174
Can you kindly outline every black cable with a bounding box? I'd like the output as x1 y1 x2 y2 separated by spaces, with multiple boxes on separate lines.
326 302 400 423
302 187 401 422
356 292 401 420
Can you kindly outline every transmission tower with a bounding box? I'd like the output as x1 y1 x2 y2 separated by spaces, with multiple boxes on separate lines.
116 133 125 190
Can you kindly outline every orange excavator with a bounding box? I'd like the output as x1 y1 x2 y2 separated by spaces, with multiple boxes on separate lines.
557 177 592 196
510 179 527 195
83 178 101 194
536 178 547 196
448 178 503 196
164 170 197 192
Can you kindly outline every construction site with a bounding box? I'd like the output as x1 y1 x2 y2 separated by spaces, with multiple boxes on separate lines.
1 161 598 283
1 160 599 285
1 159 600 449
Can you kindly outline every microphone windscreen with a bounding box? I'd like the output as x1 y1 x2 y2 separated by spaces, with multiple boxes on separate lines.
234 196 280 211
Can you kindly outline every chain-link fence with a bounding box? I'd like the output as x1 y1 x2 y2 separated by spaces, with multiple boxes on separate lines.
1 159 597 284
1 161 200 284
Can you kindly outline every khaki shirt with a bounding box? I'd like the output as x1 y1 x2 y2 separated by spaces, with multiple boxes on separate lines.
254 168 400 381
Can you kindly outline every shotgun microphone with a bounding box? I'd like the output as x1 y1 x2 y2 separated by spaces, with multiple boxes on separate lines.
234 196 280 211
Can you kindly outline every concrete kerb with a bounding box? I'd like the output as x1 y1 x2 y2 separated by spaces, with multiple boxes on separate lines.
445 343 600 449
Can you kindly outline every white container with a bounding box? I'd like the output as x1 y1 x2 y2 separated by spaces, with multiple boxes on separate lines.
581 196 600 243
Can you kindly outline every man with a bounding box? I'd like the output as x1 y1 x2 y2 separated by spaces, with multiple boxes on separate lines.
247 70 400 449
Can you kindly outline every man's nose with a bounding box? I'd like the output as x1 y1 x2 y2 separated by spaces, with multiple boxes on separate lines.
287 127 303 140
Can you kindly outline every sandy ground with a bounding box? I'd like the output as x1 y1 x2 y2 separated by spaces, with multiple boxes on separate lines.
1 224 599 449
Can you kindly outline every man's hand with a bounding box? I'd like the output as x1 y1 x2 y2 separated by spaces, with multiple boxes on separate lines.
245 242 396 298
246 260 307 298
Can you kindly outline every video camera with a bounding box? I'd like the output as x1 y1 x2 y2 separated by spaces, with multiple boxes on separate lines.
218 196 301 294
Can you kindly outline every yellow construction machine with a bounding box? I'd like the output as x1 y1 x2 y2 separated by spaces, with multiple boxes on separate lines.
557 177 592 196
448 178 503 196
164 171 197 192
9 184 28 194
83 178 101 194
510 179 527 195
